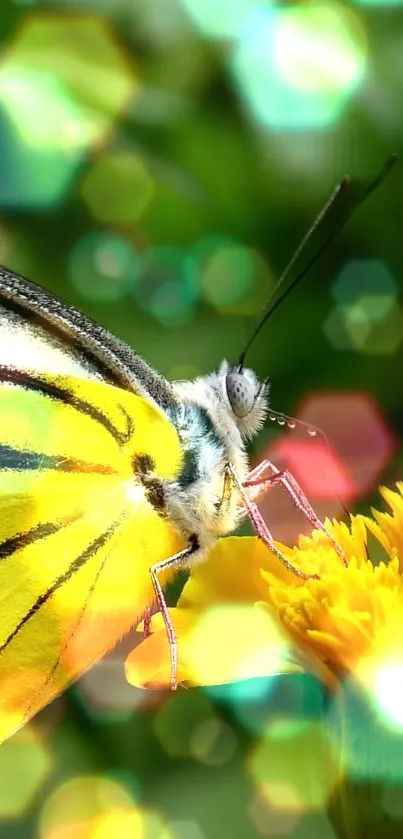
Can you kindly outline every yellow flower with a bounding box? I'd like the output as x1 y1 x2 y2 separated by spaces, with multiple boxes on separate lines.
126 484 403 694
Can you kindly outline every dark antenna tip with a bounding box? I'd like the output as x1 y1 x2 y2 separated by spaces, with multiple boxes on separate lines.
238 154 398 367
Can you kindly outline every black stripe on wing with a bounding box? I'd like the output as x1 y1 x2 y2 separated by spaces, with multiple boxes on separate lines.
0 366 134 446
0 512 89 559
0 268 179 413
30 529 119 714
0 520 120 654
0 444 118 475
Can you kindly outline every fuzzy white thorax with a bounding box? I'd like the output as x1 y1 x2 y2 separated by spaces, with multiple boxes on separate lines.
160 360 270 557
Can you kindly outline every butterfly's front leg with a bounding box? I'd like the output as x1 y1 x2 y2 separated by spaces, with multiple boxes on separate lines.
228 463 318 579
242 460 347 566
150 535 199 690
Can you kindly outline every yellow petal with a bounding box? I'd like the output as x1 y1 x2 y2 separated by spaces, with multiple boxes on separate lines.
182 602 301 685
129 485 403 692
178 536 280 610
125 608 197 688
126 602 301 689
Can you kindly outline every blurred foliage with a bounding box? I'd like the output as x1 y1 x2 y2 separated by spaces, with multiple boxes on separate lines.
1 0 403 837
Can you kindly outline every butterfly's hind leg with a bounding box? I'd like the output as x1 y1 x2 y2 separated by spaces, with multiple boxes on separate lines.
242 460 347 566
150 535 199 689
143 608 152 638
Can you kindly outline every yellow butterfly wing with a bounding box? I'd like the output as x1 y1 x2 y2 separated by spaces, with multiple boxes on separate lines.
0 368 185 742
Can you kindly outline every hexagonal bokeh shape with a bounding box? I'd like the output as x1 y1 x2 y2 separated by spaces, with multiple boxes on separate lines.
248 719 338 814
358 294 396 323
331 259 398 306
248 791 302 836
68 231 140 303
281 391 396 503
168 820 206 839
323 305 371 351
194 237 274 315
40 775 172 839
178 0 258 39
81 151 155 224
293 814 338 839
230 3 366 130
74 629 164 723
0 726 51 819
75 656 148 724
154 690 216 759
255 390 395 545
190 717 237 766
5 14 136 143
0 14 136 208
358 302 403 355
255 435 344 546
328 260 401 355
0 101 81 208
324 300 403 356
135 246 198 328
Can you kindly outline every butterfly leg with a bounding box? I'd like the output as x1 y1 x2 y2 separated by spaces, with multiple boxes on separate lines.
243 460 347 565
143 608 152 638
150 536 199 690
228 464 318 580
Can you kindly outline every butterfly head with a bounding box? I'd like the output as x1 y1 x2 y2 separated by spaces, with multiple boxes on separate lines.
220 360 270 441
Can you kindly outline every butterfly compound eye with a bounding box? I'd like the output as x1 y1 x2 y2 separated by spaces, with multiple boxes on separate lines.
226 370 255 418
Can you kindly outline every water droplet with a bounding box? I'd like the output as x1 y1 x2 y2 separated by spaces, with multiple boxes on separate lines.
277 417 286 426
287 420 296 429
307 426 317 436
269 414 277 422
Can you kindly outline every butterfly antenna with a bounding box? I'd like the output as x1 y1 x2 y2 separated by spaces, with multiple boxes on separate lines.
238 153 398 368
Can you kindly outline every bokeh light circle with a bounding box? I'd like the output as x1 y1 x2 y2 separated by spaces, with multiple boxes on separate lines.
69 232 140 302
248 719 338 813
273 2 366 94
324 301 403 355
282 391 396 502
326 259 402 354
190 717 238 765
194 237 274 315
154 691 216 759
4 14 137 144
0 14 137 208
231 2 367 129
0 725 51 819
331 259 398 305
81 151 155 225
39 774 174 839
178 0 259 39
135 246 198 328
372 661 403 730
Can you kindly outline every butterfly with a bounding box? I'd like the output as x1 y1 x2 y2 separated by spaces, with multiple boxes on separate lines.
0 156 395 744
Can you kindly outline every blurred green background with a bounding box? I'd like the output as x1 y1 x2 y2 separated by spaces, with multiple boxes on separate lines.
1 0 403 837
